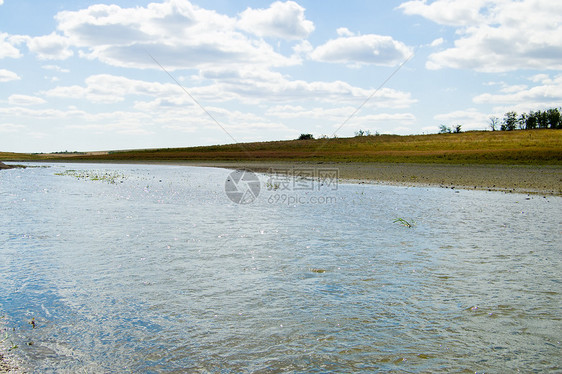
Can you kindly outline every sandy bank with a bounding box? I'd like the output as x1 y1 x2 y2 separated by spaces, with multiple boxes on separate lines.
176 161 562 195
27 159 562 195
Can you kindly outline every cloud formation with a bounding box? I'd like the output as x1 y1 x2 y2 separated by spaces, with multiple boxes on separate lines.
310 34 413 66
400 0 562 72
0 69 20 82
25 33 74 60
8 94 47 106
0 33 21 59
473 74 562 108
238 1 314 39
53 0 301 70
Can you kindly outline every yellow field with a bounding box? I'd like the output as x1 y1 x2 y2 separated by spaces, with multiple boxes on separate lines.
2 129 561 165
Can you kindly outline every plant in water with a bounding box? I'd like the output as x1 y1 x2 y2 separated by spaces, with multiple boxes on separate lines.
394 218 413 228
2 331 17 352
266 181 280 190
55 169 126 184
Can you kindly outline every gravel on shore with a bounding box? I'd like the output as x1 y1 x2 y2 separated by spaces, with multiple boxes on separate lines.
181 161 562 195
9 159 561 195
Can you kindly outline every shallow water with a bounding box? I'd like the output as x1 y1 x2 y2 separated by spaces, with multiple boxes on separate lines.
0 163 560 373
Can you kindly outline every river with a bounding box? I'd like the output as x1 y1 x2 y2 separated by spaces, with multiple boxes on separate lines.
0 163 560 372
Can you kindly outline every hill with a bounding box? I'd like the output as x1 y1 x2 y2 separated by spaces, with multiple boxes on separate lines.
1 129 561 165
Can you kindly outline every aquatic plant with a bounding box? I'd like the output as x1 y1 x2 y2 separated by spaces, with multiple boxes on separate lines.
393 218 413 228
266 181 280 190
55 169 126 184
310 268 326 273
1 331 18 352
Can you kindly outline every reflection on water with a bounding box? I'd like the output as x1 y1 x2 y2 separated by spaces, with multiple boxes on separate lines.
0 163 560 372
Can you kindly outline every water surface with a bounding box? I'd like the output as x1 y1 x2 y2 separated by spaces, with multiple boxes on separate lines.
0 163 560 372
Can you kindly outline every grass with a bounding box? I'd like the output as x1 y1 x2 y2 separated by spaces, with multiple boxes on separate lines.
393 218 414 228
2 129 561 165
54 169 126 184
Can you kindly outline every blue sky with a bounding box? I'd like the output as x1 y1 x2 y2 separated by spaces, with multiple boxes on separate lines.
1 0 561 152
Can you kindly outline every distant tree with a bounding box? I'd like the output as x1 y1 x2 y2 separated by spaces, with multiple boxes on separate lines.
453 124 462 133
354 129 371 136
489 116 499 131
525 111 537 129
298 133 314 140
538 110 549 128
501 111 518 131
518 113 527 130
439 124 452 134
546 108 561 129
488 107 561 131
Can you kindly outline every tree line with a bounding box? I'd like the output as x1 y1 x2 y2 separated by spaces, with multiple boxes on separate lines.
490 107 561 131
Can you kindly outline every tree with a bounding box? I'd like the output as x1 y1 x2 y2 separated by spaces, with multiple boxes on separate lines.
537 110 549 128
525 111 537 129
298 133 314 140
439 124 451 134
518 113 527 130
453 124 462 133
546 108 561 129
489 116 499 131
354 129 371 136
501 111 518 131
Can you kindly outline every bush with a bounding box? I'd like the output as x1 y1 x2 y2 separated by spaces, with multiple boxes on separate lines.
298 133 314 140
354 129 371 136
439 125 452 134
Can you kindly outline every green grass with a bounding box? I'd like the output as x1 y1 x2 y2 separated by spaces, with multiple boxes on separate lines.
2 129 561 165
54 169 126 184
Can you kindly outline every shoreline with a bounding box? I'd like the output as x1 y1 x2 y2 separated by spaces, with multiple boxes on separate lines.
189 161 562 195
17 160 562 195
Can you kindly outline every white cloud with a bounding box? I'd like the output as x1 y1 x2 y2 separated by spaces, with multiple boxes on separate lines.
269 105 414 118
54 0 297 70
473 74 562 109
44 74 185 104
238 1 314 39
0 123 25 133
529 74 552 84
8 94 47 106
42 65 70 73
399 0 491 26
0 69 20 82
195 67 417 107
0 32 22 59
25 32 73 60
336 27 355 37
400 0 562 72
429 37 444 47
266 105 416 131
310 34 412 66
434 108 489 130
358 113 416 124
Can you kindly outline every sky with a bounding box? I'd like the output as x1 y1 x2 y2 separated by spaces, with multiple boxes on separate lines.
0 0 561 153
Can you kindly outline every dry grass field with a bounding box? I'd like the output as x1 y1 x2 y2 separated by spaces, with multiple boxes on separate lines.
1 129 561 165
